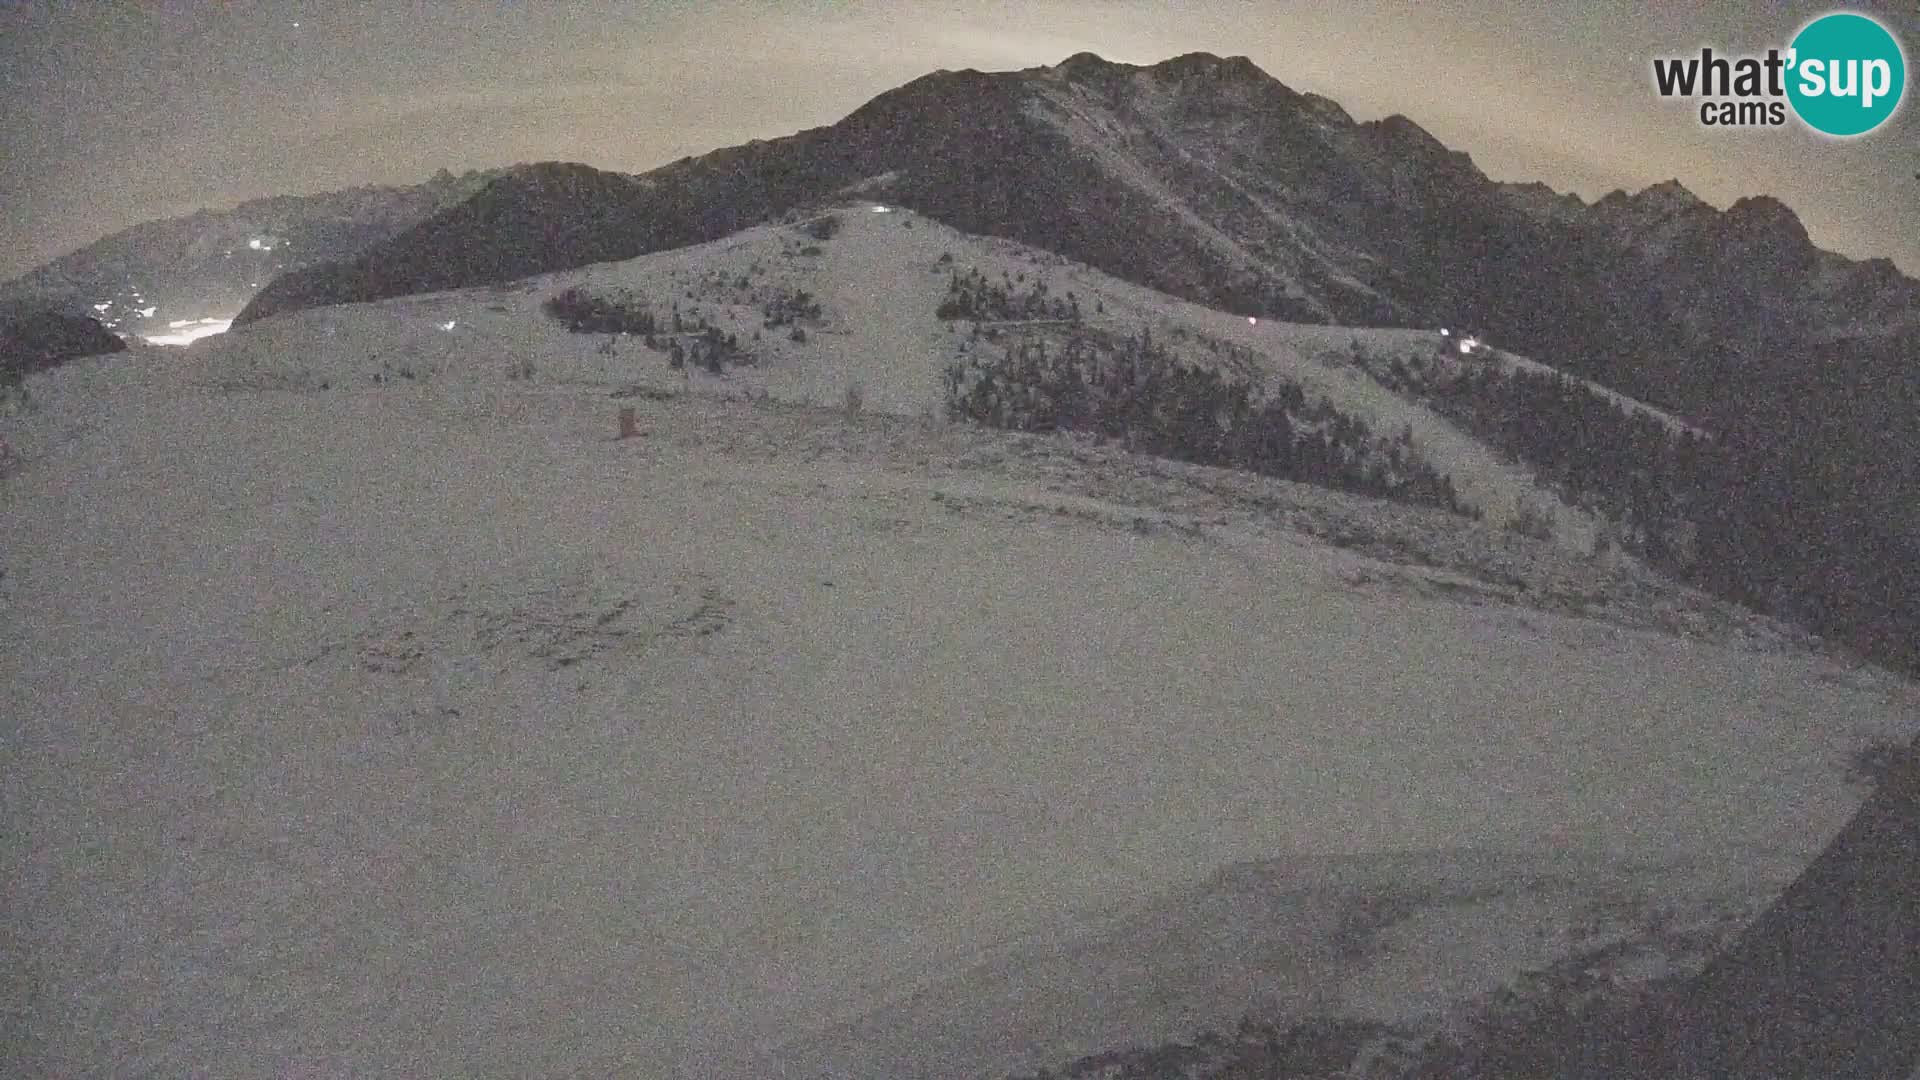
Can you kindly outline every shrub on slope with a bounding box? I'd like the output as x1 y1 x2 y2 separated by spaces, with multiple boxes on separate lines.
541 285 749 372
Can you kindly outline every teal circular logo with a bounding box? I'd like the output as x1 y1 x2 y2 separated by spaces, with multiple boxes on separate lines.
1786 12 1906 136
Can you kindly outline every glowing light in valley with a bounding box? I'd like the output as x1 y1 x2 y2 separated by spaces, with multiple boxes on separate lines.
1248 316 1257 325
143 317 232 346
93 302 111 312
440 320 458 331
249 238 263 250
139 306 157 318
870 205 892 213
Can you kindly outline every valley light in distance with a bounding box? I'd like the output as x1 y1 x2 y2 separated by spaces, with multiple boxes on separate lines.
143 317 231 346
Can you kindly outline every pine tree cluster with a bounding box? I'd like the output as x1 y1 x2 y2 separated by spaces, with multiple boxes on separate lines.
543 287 752 373
1350 340 1920 675
943 327 1472 516
1423 363 1713 563
936 266 1082 322
665 302 745 374
1354 342 1713 562
761 287 823 328
542 286 658 336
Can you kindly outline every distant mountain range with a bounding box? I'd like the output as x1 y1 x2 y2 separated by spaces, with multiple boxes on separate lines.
15 52 1914 427
11 50 1920 672
0 167 507 336
218 51 1920 672
227 52 1914 425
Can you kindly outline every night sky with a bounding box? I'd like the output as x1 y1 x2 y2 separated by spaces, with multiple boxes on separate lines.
4 0 1916 280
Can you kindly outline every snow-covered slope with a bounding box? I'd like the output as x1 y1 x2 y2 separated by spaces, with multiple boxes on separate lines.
188 206 1697 556
5 209 1914 1079
760 845 1814 1079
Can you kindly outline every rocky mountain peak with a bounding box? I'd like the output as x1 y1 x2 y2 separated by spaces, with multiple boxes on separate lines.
1592 180 1712 228
1710 195 1815 269
1632 178 1708 213
1371 114 1450 155
1151 51 1269 83
1055 51 1116 76
1724 194 1806 234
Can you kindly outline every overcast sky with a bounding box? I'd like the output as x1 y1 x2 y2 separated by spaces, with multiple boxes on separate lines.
3 0 1916 279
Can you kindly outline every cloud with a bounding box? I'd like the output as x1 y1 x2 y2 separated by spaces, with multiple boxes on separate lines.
313 82 648 127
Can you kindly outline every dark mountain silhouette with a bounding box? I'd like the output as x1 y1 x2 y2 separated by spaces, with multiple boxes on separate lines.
234 52 1916 408
236 64 1221 325
228 53 1916 496
1 305 126 379
1 168 506 333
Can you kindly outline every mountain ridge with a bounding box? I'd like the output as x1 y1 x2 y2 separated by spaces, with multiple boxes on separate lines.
0 167 509 335
226 50 1920 679
229 51 1916 381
